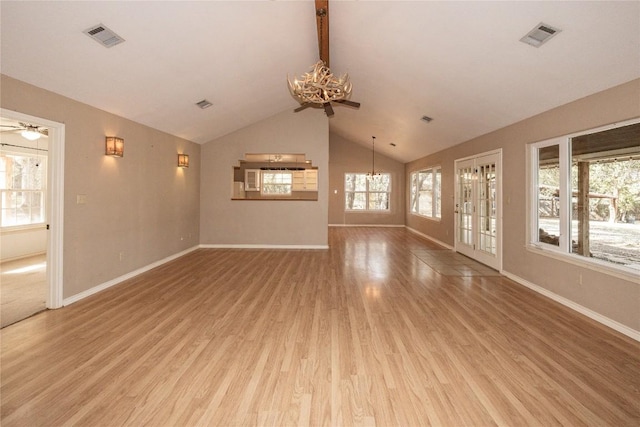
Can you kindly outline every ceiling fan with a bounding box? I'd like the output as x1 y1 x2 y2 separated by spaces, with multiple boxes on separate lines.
288 0 361 117
0 122 49 140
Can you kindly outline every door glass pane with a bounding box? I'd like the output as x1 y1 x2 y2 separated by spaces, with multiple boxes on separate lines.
537 145 561 246
478 162 497 255
458 166 474 245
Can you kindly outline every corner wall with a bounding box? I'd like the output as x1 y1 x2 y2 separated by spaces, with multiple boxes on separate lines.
406 79 640 332
329 133 405 225
199 109 329 247
1 75 201 299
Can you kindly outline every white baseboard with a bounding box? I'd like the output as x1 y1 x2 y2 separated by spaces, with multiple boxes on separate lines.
199 244 329 250
501 270 640 342
328 224 405 228
63 245 200 306
405 226 455 250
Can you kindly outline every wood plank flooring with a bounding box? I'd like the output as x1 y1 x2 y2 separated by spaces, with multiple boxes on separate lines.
1 227 639 426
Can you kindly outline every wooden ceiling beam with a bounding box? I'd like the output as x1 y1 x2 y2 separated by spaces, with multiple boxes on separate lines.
315 0 330 67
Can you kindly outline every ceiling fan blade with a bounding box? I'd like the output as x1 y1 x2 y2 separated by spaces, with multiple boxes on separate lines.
294 103 312 113
323 103 334 117
334 100 361 109
315 0 330 67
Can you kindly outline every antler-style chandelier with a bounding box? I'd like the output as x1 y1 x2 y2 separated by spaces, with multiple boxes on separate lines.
288 61 352 105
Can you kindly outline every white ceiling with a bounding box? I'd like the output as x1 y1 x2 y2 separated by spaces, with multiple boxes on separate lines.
1 1 638 163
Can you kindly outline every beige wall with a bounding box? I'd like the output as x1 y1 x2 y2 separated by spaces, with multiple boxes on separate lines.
3 72 637 332
1 75 201 299
200 109 328 246
405 149 457 246
406 79 640 331
329 134 405 225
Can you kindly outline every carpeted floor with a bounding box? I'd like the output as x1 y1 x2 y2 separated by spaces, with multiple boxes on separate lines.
1 254 47 328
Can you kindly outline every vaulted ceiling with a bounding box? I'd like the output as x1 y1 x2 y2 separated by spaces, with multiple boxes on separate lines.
1 1 638 163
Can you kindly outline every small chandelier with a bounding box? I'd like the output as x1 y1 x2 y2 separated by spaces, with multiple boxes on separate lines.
366 136 380 180
288 61 352 105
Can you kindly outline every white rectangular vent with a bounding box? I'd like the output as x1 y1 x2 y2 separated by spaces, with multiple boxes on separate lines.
520 23 561 48
83 24 125 48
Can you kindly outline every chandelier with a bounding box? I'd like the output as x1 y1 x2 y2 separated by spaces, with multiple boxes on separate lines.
366 136 380 180
287 61 352 105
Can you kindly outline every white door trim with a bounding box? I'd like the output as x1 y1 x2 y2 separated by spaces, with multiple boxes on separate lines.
454 149 503 271
1 108 65 309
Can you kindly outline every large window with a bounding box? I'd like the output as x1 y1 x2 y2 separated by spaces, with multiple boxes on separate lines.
345 173 391 211
0 151 46 228
261 171 292 195
530 120 640 273
410 167 441 219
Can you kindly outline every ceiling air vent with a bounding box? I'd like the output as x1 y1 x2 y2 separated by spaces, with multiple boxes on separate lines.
83 24 125 48
196 99 213 109
421 116 433 123
520 23 561 48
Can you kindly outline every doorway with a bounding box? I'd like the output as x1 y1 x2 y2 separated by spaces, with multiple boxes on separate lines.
454 150 502 271
0 109 64 326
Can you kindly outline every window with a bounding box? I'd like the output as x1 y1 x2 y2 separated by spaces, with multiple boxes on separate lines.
530 120 640 273
261 171 292 195
345 173 391 211
1 151 46 228
410 167 441 219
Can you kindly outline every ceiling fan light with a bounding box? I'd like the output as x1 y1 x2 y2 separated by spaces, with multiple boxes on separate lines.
21 129 41 141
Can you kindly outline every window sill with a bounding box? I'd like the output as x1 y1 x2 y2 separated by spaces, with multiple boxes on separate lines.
1 223 47 234
345 210 391 214
526 244 640 284
231 198 316 201
410 213 442 222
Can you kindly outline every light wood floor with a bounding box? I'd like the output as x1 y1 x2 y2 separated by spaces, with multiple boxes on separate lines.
1 228 639 426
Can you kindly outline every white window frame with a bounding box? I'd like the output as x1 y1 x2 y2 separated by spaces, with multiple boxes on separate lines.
0 149 47 229
344 173 391 212
410 166 441 220
527 118 640 281
260 170 293 196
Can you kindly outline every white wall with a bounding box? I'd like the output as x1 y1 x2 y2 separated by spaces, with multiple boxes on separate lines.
200 109 329 247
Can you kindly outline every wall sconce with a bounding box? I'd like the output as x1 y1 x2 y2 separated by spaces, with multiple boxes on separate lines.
178 154 190 168
105 136 124 157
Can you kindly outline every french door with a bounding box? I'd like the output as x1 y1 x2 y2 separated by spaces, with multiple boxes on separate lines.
454 150 502 270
